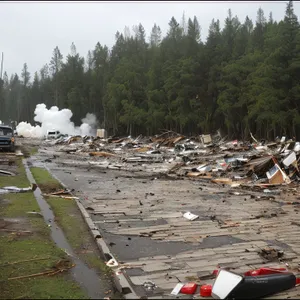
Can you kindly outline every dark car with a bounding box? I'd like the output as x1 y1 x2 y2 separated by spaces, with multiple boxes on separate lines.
0 125 15 152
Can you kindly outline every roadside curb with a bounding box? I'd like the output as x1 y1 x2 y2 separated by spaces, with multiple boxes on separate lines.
42 164 139 299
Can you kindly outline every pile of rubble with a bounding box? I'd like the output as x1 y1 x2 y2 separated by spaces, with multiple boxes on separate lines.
41 131 300 299
44 131 300 191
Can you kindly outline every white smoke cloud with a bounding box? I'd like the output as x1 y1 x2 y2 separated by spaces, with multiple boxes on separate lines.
81 113 97 127
81 113 97 136
16 103 98 138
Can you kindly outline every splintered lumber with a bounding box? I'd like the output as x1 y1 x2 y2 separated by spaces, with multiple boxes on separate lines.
134 146 152 152
89 151 117 157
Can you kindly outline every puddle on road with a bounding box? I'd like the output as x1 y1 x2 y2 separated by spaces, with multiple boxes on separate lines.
102 231 199 261
23 159 108 299
199 235 244 248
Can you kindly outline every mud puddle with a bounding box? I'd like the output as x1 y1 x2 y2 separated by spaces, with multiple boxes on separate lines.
23 159 109 299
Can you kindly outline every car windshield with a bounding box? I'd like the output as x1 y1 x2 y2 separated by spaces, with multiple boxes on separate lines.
0 127 13 137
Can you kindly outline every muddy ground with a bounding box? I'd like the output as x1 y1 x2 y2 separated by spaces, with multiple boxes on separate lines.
17 138 300 299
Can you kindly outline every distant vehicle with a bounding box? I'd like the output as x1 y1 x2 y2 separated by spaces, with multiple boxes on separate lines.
46 130 61 140
0 125 15 152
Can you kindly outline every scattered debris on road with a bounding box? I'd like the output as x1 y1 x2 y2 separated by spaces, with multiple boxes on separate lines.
183 211 199 221
41 131 300 194
171 266 300 298
24 131 300 299
42 189 79 200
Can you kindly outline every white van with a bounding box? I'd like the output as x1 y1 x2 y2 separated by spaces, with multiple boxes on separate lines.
46 130 61 139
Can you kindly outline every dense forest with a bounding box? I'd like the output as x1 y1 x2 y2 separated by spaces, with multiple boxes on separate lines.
0 1 300 139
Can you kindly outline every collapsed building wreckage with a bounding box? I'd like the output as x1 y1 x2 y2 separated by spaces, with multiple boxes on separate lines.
44 130 300 190
37 131 300 298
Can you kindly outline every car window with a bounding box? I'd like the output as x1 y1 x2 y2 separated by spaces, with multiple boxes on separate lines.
0 128 13 136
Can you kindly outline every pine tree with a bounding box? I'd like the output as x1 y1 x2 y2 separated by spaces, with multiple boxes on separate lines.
4 8 300 139
50 46 63 106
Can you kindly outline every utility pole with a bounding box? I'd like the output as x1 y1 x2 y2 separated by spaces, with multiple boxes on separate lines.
0 52 3 80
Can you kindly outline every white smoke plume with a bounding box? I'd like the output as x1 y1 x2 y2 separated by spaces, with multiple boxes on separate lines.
16 104 98 138
81 113 97 136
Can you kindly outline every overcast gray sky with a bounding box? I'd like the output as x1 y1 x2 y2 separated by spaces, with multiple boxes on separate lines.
0 1 298 79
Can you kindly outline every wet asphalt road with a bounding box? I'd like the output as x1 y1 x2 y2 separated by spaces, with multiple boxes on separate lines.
30 148 246 262
16 139 300 299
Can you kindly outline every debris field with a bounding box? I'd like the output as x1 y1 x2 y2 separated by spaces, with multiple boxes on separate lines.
16 132 300 298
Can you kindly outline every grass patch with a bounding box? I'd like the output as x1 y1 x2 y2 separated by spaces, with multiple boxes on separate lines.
0 159 29 188
31 167 63 193
30 167 115 278
47 198 84 249
0 158 88 299
46 197 115 280
84 253 113 274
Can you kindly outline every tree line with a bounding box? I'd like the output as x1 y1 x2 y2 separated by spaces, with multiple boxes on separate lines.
0 1 299 140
